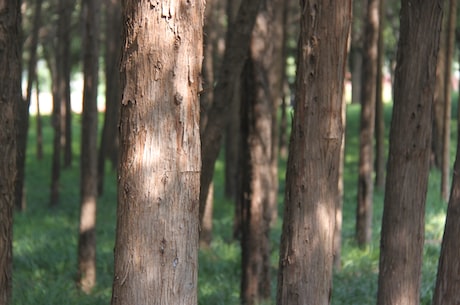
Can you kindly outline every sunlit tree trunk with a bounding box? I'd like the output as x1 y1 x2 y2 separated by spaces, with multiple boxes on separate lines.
0 0 20 303
356 0 380 247
276 1 351 304
77 0 100 293
111 1 204 304
376 1 443 304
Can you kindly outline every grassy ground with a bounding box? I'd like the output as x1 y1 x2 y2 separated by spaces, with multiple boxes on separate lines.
12 103 450 304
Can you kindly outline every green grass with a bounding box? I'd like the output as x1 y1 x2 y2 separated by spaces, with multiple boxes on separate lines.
12 104 450 304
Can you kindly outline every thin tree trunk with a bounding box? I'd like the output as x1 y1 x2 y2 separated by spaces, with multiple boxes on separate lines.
356 0 380 247
110 1 204 304
36 77 43 160
374 0 386 189
77 0 100 293
98 0 121 195
376 1 443 304
0 0 20 303
276 1 352 304
440 0 456 201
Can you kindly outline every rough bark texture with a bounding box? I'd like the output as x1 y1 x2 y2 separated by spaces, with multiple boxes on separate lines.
0 0 20 303
276 1 351 304
356 0 380 247
77 0 100 293
376 1 443 305
111 1 204 304
432 99 460 305
98 0 122 195
199 0 261 225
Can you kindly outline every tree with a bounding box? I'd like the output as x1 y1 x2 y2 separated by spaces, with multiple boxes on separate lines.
77 0 100 293
0 0 20 303
98 0 122 195
376 1 443 304
199 0 261 227
110 1 204 304
432 89 460 305
276 1 351 304
356 0 380 247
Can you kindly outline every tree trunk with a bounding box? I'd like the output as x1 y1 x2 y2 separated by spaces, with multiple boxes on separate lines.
276 1 351 304
356 0 380 247
440 0 456 201
98 0 121 195
351 0 364 104
77 0 100 293
376 1 443 305
0 0 20 303
199 0 261 225
374 0 386 189
432 96 460 305
35 78 43 160
110 1 204 304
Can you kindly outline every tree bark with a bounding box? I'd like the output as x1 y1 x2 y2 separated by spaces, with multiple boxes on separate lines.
0 0 20 303
376 1 443 305
77 0 100 293
356 0 380 247
276 1 351 304
110 1 204 304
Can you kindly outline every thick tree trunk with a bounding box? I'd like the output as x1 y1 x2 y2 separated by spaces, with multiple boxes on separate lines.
356 0 380 247
111 1 204 304
376 1 443 305
77 0 100 293
199 0 261 225
98 0 121 195
276 1 351 304
0 0 20 303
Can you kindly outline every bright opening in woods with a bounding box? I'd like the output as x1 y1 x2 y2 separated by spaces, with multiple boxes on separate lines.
1 0 459 304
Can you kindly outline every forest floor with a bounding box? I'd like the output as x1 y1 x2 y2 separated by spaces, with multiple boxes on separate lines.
12 102 453 305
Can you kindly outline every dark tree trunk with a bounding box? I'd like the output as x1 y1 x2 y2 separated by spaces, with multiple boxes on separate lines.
77 0 100 293
0 0 20 303
35 78 43 160
199 0 262 226
98 0 121 195
110 1 204 304
356 0 380 247
276 1 352 304
376 1 443 304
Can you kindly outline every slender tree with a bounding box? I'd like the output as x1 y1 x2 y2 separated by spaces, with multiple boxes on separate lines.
98 0 122 195
0 0 20 303
356 0 380 247
77 0 100 293
376 1 443 304
276 1 352 304
110 1 204 304
199 0 261 226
